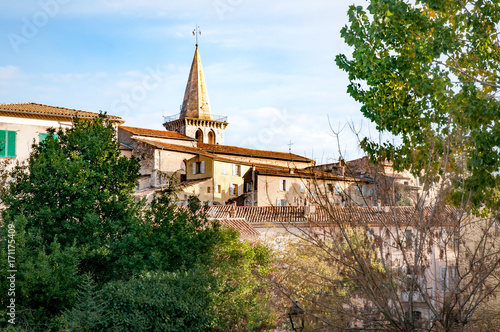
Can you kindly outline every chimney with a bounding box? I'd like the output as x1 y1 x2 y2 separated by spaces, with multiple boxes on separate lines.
229 202 236 217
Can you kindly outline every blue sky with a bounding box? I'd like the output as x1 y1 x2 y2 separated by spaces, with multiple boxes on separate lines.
0 0 375 163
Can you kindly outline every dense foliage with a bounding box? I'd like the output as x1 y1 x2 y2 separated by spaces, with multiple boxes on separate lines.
0 116 275 331
336 0 500 211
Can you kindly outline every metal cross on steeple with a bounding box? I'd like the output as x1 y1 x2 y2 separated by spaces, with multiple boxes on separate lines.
192 25 201 46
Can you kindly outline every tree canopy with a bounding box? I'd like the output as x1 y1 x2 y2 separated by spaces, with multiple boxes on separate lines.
336 0 500 211
0 116 275 331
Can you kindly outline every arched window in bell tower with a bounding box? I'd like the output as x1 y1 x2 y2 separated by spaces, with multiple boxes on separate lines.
208 130 216 144
195 129 203 143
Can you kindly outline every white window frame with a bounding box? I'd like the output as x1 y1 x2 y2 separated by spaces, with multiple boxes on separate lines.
280 179 289 192
221 163 227 175
232 164 241 176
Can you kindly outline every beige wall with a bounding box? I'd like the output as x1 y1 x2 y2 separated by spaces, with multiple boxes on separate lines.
213 160 250 204
183 157 250 204
155 148 196 184
178 178 213 203
251 175 370 207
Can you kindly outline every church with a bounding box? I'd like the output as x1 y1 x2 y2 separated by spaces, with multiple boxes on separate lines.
0 45 378 207
117 45 374 206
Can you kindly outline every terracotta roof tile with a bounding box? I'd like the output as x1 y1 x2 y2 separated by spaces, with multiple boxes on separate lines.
207 205 461 226
131 139 288 168
0 102 123 123
198 143 314 163
252 166 366 182
132 138 202 156
179 177 212 188
210 218 260 236
120 126 194 140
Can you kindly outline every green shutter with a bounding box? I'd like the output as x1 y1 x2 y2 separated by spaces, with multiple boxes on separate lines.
39 132 58 143
39 133 49 142
0 131 6 158
0 130 16 158
7 131 16 158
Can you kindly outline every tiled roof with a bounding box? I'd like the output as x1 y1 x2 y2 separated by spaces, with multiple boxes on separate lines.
132 139 290 168
207 205 461 226
132 138 202 156
120 126 194 141
210 218 260 236
179 177 212 188
198 143 314 163
0 102 123 123
252 166 366 182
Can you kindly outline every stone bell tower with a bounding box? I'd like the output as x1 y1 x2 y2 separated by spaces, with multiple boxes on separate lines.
163 45 228 144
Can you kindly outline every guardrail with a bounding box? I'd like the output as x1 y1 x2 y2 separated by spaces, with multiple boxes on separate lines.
163 113 228 123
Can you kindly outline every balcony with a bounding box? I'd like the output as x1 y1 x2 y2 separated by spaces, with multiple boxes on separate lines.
163 113 228 123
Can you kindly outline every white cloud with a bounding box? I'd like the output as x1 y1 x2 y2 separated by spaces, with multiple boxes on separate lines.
0 66 20 80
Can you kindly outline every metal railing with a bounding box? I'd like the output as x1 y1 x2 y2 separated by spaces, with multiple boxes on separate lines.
163 113 228 123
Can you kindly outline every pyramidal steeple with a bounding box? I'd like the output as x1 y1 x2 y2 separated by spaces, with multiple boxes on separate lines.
163 44 228 145
180 45 212 120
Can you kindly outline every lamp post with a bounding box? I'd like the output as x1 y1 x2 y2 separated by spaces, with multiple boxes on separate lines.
288 300 305 331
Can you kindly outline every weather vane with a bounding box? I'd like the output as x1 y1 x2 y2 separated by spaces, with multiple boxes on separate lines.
192 25 201 46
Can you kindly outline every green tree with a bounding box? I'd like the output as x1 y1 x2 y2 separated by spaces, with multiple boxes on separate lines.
336 0 500 212
0 117 275 331
1 116 141 281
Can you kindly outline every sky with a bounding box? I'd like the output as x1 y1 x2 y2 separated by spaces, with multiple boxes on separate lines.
0 0 375 164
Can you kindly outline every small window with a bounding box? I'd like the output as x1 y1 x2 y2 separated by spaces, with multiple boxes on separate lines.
232 164 241 176
193 161 205 174
362 185 367 196
221 163 227 175
327 184 334 193
214 184 221 194
440 266 457 292
300 182 305 193
280 179 289 192
229 183 236 196
238 184 242 196
335 183 342 195
207 187 211 193
0 130 17 158
276 199 287 206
